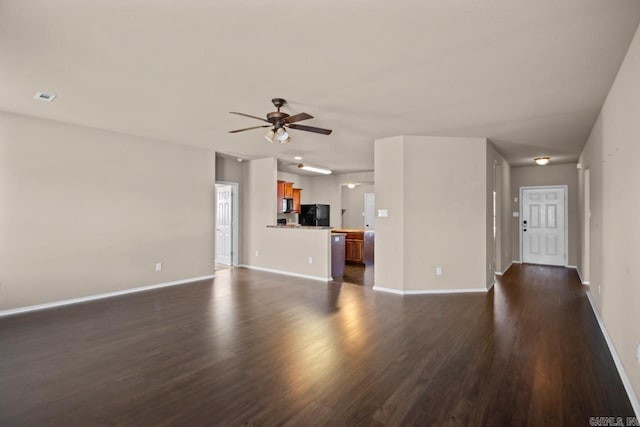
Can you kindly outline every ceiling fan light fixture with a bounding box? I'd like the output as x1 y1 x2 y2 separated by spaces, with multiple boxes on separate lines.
275 127 289 142
265 129 275 143
297 163 332 175
279 135 291 144
534 156 550 166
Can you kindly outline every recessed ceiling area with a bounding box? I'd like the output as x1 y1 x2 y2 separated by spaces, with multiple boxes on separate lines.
1 1 639 170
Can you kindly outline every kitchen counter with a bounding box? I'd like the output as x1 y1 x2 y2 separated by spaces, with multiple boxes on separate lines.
267 225 332 230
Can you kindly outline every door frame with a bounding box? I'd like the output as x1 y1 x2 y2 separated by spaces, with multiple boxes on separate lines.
215 181 239 267
519 185 568 267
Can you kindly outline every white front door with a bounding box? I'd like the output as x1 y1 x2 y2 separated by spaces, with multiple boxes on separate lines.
521 187 566 266
215 185 232 266
364 193 375 230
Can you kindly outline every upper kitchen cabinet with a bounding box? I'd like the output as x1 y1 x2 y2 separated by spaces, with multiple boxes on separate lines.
284 182 294 199
292 188 301 213
277 180 302 214
277 180 285 214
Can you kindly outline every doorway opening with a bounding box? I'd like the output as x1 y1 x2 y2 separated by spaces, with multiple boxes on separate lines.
215 181 239 270
519 185 568 267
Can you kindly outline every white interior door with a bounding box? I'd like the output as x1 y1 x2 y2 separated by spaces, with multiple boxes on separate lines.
215 185 232 266
364 193 375 230
521 187 566 266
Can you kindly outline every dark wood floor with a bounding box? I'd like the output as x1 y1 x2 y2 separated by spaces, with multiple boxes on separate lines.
0 264 634 426
334 263 374 287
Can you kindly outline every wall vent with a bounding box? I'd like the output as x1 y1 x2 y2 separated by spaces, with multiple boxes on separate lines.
34 91 57 102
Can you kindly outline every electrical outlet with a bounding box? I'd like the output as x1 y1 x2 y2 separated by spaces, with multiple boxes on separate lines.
636 343 640 364
308 257 313 264
155 262 162 272
436 266 442 276
255 250 259 257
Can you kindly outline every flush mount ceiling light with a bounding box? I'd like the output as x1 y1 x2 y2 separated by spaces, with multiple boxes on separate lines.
34 91 57 102
534 156 551 165
293 156 302 161
297 163 332 175
347 183 357 189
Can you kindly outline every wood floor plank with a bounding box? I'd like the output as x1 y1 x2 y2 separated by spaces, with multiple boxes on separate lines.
0 264 635 426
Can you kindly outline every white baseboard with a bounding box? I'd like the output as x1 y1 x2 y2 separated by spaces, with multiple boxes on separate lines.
0 274 216 318
487 280 495 292
238 265 331 282
568 265 590 286
373 286 488 296
512 260 522 264
586 291 640 418
495 261 515 277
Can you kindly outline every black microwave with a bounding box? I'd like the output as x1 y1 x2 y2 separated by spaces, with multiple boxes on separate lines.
282 198 294 213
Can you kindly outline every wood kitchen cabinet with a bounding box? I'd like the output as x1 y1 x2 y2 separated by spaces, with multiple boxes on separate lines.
344 234 364 263
277 180 285 214
283 182 294 199
333 229 373 264
292 188 301 213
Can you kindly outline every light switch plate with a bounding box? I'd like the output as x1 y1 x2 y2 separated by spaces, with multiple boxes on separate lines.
512 212 519 217
378 209 389 217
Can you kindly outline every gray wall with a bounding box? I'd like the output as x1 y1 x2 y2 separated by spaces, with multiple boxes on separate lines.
579 23 640 405
374 136 490 292
341 184 375 229
241 158 331 279
510 163 579 266
0 112 216 310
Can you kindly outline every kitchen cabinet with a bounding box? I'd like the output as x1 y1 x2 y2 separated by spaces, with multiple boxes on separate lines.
333 229 374 264
292 188 301 213
277 180 285 214
345 239 364 263
284 182 294 199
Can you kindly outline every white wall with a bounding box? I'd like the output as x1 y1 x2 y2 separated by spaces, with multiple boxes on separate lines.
0 112 216 310
374 135 490 292
579 23 640 410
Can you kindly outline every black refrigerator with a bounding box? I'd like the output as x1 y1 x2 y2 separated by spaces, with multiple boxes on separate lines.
299 204 330 227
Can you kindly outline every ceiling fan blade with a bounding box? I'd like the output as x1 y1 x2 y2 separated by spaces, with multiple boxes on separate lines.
284 112 314 124
287 123 333 135
228 125 271 133
229 112 270 123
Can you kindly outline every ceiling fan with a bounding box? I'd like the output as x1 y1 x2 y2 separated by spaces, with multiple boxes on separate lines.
229 98 332 144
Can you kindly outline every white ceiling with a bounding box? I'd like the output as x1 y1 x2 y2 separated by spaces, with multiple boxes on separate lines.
1 1 639 171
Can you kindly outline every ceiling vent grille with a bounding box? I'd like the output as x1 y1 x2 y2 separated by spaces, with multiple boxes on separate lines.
34 91 57 102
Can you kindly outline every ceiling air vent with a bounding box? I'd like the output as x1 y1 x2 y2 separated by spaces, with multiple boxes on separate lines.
34 91 57 102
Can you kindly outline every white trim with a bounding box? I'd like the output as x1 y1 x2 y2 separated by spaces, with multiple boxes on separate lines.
487 280 496 292
495 261 515 276
512 260 522 264
373 286 488 295
238 265 331 282
586 291 640 417
372 286 405 295
0 274 216 318
519 185 569 267
568 265 590 286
